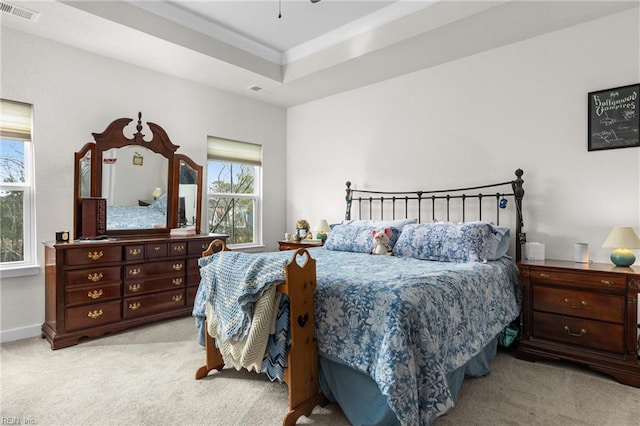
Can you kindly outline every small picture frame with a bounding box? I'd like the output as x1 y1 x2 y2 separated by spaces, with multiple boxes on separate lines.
132 152 144 166
588 83 640 151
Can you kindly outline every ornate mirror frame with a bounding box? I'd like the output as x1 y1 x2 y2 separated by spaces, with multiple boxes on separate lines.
73 112 202 239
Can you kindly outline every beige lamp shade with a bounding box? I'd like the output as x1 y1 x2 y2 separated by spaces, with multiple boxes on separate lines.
314 219 331 233
602 227 640 248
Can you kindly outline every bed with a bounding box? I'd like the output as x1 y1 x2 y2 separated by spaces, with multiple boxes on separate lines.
193 169 525 425
106 192 167 229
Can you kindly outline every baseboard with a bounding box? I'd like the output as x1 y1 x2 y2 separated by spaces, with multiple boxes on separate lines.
0 324 41 344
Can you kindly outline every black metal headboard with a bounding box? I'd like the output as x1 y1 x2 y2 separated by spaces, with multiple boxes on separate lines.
344 169 525 261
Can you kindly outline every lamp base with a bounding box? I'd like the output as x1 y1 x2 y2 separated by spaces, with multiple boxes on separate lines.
610 248 636 267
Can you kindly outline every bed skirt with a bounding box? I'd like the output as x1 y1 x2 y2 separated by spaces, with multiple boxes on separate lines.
318 336 499 426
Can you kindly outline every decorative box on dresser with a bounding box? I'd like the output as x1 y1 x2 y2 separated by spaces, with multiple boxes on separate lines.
42 234 226 349
516 259 640 387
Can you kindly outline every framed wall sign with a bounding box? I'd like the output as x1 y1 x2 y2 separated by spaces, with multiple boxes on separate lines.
588 83 639 151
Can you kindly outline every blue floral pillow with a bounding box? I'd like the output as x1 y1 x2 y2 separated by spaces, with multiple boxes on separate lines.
324 224 401 254
150 192 167 214
392 221 510 262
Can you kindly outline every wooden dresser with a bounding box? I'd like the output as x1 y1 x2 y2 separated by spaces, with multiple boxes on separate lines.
42 234 226 349
517 259 640 387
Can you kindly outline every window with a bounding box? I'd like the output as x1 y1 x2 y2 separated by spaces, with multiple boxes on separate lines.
207 137 262 247
0 99 37 276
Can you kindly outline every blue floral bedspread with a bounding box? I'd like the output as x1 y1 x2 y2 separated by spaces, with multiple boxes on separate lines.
195 247 520 425
106 205 166 229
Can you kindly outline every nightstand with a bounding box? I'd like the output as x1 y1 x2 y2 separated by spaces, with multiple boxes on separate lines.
517 259 640 387
278 240 323 251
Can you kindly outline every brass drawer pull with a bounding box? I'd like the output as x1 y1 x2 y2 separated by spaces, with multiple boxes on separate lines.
173 245 185 252
172 294 183 302
538 273 550 278
172 263 183 271
88 272 103 282
129 248 141 256
87 309 103 319
172 278 183 286
128 302 141 311
88 289 103 299
128 268 141 276
87 251 103 261
564 325 587 337
563 298 587 309
128 283 141 292
600 279 614 286
154 246 161 251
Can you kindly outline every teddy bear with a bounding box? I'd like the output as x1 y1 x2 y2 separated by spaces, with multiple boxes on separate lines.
371 228 393 255
294 219 313 241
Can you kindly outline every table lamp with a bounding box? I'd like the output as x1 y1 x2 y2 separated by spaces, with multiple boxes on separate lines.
602 226 640 267
314 219 331 242
152 187 162 199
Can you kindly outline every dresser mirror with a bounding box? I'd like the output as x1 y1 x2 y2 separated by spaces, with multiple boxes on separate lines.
73 113 202 239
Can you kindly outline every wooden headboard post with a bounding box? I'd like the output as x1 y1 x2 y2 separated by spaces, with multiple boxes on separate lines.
343 168 526 261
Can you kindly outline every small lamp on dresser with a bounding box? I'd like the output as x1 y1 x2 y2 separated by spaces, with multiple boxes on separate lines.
314 219 331 242
602 226 640 267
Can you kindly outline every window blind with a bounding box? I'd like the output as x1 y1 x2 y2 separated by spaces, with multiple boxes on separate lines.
0 99 32 140
207 137 262 166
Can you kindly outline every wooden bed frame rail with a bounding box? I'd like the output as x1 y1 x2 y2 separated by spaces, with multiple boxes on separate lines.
194 239 327 425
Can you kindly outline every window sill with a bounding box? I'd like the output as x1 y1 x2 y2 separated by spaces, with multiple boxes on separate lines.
0 264 41 279
228 243 265 252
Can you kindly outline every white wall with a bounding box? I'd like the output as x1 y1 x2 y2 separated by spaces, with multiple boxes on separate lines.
287 9 640 264
0 28 287 341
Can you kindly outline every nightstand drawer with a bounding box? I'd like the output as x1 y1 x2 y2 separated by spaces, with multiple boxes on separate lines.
533 286 624 323
529 268 626 292
533 311 624 354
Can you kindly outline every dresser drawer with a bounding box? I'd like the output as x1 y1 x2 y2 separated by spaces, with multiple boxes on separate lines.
124 275 185 296
124 260 185 279
124 244 145 261
65 282 121 306
533 286 624 323
169 242 187 257
188 239 217 255
64 300 121 331
186 286 198 307
533 311 624 354
65 246 121 266
65 266 121 287
529 268 626 292
123 290 186 319
146 243 168 259
186 258 201 287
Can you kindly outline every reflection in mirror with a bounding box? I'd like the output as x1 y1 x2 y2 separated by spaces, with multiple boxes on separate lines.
79 150 91 198
102 145 168 230
178 160 198 227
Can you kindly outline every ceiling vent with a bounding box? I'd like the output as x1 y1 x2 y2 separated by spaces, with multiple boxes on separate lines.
0 1 39 22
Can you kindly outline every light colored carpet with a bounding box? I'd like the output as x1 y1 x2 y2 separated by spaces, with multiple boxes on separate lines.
1 317 639 425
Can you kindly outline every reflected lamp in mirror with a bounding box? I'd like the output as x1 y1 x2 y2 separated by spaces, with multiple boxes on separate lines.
152 187 162 200
602 226 640 267
314 219 331 242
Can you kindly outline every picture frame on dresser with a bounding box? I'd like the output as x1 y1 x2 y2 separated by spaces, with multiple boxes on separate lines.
587 83 640 152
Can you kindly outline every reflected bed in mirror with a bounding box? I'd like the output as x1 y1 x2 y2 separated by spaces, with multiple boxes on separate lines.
73 112 203 238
